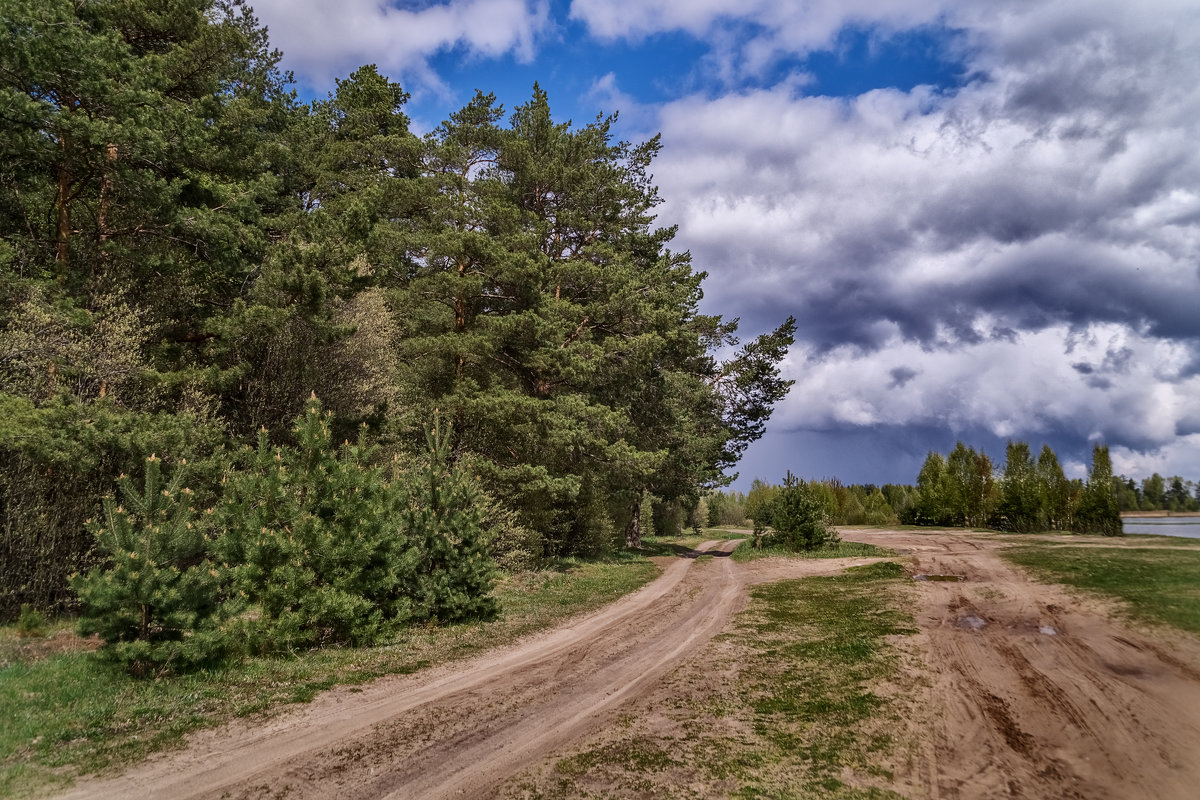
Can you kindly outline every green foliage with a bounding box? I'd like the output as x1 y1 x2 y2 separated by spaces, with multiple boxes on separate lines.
2 0 800 644
1076 445 1122 536
706 489 749 527
768 472 840 551
911 451 949 524
214 397 415 653
745 478 778 538
475 489 544 573
997 441 1041 532
15 605 47 638
72 456 226 675
907 443 997 526
0 395 225 621
398 416 498 624
1036 445 1072 530
905 440 1127 535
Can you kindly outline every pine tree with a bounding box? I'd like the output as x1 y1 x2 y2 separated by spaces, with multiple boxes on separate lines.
214 396 414 652
400 416 498 624
768 472 838 551
72 455 225 675
390 87 794 554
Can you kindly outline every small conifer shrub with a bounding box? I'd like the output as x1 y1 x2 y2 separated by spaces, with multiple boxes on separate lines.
72 456 226 676
214 396 416 653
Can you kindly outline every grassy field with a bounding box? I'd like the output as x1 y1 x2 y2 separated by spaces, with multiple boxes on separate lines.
717 561 918 797
529 559 918 799
0 553 662 799
731 539 896 562
1003 544 1200 636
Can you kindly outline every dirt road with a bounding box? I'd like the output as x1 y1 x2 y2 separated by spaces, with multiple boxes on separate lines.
56 531 1200 799
840 529 1200 800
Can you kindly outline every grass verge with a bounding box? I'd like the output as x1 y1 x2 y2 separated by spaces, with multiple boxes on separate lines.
731 539 895 562
992 531 1200 549
1002 545 1200 635
521 559 918 799
0 554 661 800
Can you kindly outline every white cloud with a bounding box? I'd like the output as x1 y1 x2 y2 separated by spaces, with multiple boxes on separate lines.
1111 436 1200 483
569 0 945 46
624 0 1200 470
777 325 1196 448
252 0 550 91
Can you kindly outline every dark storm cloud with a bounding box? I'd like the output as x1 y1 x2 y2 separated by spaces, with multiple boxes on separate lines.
655 0 1200 368
888 367 919 388
647 1 1200 483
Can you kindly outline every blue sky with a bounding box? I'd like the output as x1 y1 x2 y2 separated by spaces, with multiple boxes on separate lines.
252 0 1200 489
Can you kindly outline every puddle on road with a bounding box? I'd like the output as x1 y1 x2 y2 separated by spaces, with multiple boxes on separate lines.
914 574 966 582
956 614 988 630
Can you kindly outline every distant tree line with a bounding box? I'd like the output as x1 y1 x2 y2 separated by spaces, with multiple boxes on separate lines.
1112 473 1200 513
712 441 1134 537
0 0 795 653
908 442 1121 535
706 479 907 531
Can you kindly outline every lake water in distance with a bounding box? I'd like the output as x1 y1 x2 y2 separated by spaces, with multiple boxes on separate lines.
1121 516 1200 539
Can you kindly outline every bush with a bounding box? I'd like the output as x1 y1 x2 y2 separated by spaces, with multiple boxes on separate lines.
214 397 416 653
16 604 47 637
72 455 227 676
768 472 839 552
0 395 225 622
398 416 498 624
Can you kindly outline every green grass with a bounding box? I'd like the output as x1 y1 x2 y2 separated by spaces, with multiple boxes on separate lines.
636 535 711 558
731 539 895 562
726 561 915 798
1003 545 1200 635
993 531 1200 548
534 560 917 799
0 554 662 799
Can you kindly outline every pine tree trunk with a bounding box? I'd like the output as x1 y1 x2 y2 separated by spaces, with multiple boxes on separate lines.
97 143 117 243
55 140 72 273
626 498 641 549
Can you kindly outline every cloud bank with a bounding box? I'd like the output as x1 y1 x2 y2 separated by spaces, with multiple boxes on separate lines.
251 0 550 92
625 0 1200 479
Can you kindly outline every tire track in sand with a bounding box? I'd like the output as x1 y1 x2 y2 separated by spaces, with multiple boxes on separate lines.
56 540 744 800
841 528 1200 800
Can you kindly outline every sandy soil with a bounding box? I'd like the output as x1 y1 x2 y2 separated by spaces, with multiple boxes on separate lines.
840 528 1200 800
53 531 1200 800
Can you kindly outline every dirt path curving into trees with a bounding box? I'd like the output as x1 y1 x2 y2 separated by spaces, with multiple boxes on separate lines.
58 539 871 800
840 528 1200 800
54 530 1200 799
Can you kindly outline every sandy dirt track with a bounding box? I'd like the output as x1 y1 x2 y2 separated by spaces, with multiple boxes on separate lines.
55 539 790 799
839 529 1200 800
55 531 1200 799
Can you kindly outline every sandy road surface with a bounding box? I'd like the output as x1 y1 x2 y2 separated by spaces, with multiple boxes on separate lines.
55 530 1200 799
56 540 762 799
840 529 1200 800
